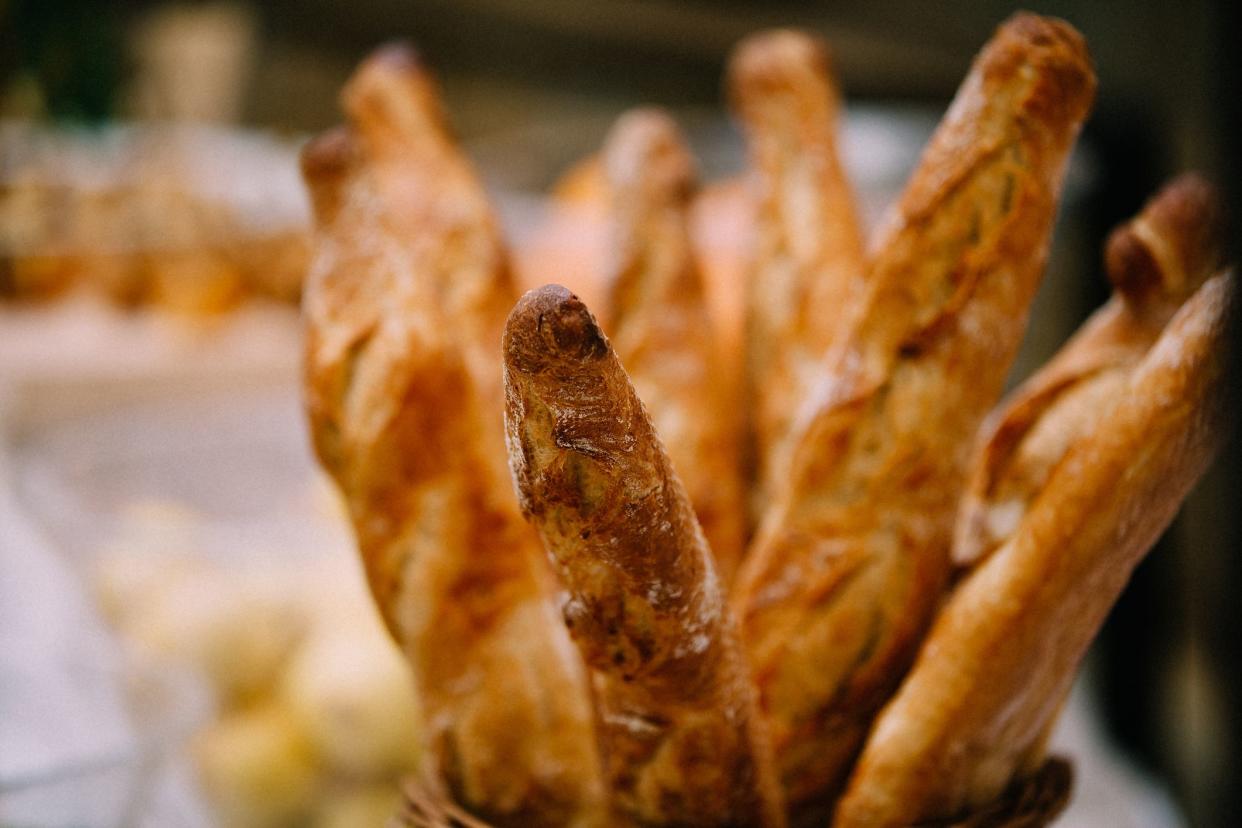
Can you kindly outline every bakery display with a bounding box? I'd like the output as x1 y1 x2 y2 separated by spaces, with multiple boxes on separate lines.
298 12 1232 827
0 124 308 311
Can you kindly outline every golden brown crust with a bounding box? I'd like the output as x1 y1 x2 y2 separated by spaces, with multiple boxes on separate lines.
731 13 1095 813
301 45 605 827
954 173 1224 566
727 29 866 511
341 44 517 412
1106 172 1222 317
599 109 747 581
835 272 1233 826
503 285 785 827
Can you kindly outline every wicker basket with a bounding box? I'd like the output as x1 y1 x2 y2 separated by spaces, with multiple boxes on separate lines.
390 757 1073 828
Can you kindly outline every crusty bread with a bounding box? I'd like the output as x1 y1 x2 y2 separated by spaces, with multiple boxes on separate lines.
504 285 785 827
955 173 1223 566
731 13 1096 813
835 270 1234 826
298 20 1229 828
599 109 747 580
301 45 605 827
727 29 866 513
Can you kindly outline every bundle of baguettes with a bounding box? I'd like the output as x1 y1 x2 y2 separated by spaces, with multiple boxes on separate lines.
300 12 1233 827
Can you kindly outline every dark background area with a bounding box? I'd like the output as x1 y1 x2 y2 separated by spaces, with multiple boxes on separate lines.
4 1 1239 824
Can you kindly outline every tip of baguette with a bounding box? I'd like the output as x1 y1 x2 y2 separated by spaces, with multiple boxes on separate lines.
504 285 610 373
341 40 448 144
603 108 697 200
995 12 1089 68
985 12 1096 126
345 40 432 102
365 40 427 75
1106 173 1223 305
726 28 835 114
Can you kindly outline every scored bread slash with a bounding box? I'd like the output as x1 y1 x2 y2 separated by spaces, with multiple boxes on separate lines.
836 270 1234 826
600 108 748 582
503 284 786 827
954 173 1224 567
302 44 606 827
727 29 867 514
730 13 1097 815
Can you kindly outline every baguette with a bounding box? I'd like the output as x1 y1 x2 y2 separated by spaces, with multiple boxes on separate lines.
955 173 1223 566
338 44 516 410
301 45 605 826
727 29 866 508
835 270 1234 826
600 109 747 580
503 285 785 827
731 13 1095 811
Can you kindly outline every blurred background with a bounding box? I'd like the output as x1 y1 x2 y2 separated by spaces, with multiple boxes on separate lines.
2 1 1238 826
